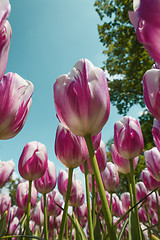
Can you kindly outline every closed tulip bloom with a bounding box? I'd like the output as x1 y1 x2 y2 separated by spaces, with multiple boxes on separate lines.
152 118 160 151
112 194 124 217
136 182 151 206
0 159 15 188
58 169 76 197
9 205 18 222
138 207 148 223
34 160 57 194
0 193 11 215
114 116 144 159
31 201 44 226
121 192 131 212
144 147 160 181
9 217 19 235
16 181 38 212
55 124 88 168
80 140 107 175
111 144 138 174
101 162 119 192
97 191 110 209
0 73 34 139
88 174 98 193
150 192 160 211
54 58 110 137
75 202 87 222
41 189 63 217
141 168 160 191
18 141 48 181
0 0 11 27
69 179 85 207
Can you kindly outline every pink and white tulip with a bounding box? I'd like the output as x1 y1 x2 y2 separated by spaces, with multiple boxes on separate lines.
152 118 160 150
0 73 33 139
111 144 138 174
55 124 88 168
141 168 160 191
121 192 131 212
0 159 15 188
0 0 11 29
34 160 57 194
101 162 119 192
54 59 110 136
9 217 19 235
18 141 48 181
0 193 11 215
58 169 76 198
69 179 85 207
136 181 151 206
114 116 144 159
144 147 160 181
31 201 44 226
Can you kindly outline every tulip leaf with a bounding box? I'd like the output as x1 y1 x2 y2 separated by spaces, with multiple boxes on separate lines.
67 212 88 240
118 218 128 240
128 211 140 240
0 211 7 237
94 213 102 240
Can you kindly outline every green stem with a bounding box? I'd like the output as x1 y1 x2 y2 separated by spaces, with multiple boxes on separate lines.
58 168 73 240
53 217 55 240
127 174 133 207
65 216 68 240
69 207 74 240
43 193 48 239
110 192 113 224
84 134 116 240
26 180 32 237
155 190 160 233
145 205 152 240
84 160 94 240
92 174 96 229
129 159 142 240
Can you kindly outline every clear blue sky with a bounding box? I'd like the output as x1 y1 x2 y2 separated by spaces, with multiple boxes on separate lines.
1 0 143 178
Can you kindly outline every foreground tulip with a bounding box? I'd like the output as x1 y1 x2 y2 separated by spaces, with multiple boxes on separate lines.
0 73 34 139
18 141 48 181
152 118 160 150
0 159 15 188
114 116 144 159
80 140 107 175
111 144 138 174
34 160 57 194
144 147 160 181
55 124 88 168
54 58 110 137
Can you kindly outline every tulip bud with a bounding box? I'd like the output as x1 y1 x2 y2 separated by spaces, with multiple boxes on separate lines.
54 58 110 137
34 160 57 194
114 116 144 159
18 141 48 181
16 181 38 212
80 140 107 175
101 162 119 192
111 144 138 174
0 159 15 188
144 147 160 181
152 118 160 151
141 168 160 191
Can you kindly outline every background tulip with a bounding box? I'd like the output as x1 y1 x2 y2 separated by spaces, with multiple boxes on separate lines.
144 147 160 181
0 159 15 188
111 144 138 174
69 179 85 207
114 116 144 159
34 160 57 194
152 118 160 151
121 192 131 212
54 58 110 137
55 124 88 168
141 168 160 191
0 0 11 29
136 181 151 206
0 193 11 215
31 201 44 226
18 141 48 181
0 73 33 139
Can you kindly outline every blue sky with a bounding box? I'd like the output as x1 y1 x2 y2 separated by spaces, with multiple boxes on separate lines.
1 0 143 179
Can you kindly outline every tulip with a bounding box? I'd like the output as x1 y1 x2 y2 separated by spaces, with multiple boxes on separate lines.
150 192 160 211
101 162 119 193
57 169 76 198
0 193 11 215
111 144 138 174
34 160 57 194
16 181 37 212
9 217 19 235
88 174 98 193
0 159 15 188
141 168 160 191
54 58 110 137
18 141 48 181
55 123 88 169
152 118 160 151
138 207 148 223
97 191 110 210
114 116 144 159
80 140 107 175
0 73 34 139
0 20 12 80
144 147 160 181
0 0 11 29
136 181 151 206
41 189 63 217
69 179 85 207
121 192 131 212
112 194 124 217
9 205 18 222
31 201 44 226
74 202 87 227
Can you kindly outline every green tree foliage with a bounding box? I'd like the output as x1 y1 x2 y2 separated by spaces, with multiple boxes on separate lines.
94 0 153 115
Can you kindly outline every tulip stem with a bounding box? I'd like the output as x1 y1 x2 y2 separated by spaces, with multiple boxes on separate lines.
53 217 55 240
127 174 133 207
129 159 142 240
92 174 96 229
43 193 48 240
84 160 94 240
145 205 152 239
84 134 117 240
25 180 32 237
58 167 73 240
155 190 160 233
110 192 113 222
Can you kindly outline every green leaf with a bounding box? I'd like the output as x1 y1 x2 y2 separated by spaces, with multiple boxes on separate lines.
94 213 102 240
129 211 140 240
67 212 88 240
0 211 7 237
118 218 128 240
